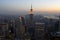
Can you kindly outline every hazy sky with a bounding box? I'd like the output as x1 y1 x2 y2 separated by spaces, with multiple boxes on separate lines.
0 0 60 12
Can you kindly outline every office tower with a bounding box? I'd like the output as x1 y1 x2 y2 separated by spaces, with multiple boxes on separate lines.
55 21 59 32
48 18 55 32
58 16 60 31
52 21 59 40
24 4 34 40
20 16 26 32
29 4 33 21
20 16 26 33
10 16 15 33
0 16 8 40
4 16 8 30
24 4 34 38
27 5 34 35
16 16 25 40
29 4 33 27
33 22 45 40
8 16 15 40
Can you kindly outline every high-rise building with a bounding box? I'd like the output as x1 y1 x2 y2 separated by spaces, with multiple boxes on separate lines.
8 16 15 40
26 4 34 36
55 21 59 32
0 16 8 40
34 22 45 40
29 4 34 27
16 16 25 40
58 16 60 31
28 22 46 40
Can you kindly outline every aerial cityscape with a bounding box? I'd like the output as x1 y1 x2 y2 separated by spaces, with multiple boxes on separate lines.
0 0 60 40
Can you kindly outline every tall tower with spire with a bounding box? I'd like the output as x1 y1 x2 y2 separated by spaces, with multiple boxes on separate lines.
29 4 34 27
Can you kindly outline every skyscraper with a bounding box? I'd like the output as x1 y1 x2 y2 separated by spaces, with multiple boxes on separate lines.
27 4 34 36
8 16 15 40
16 16 26 40
34 23 45 40
59 16 60 31
29 4 34 27
0 16 8 40
30 4 33 18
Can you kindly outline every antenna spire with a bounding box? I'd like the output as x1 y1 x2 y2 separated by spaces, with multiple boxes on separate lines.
30 4 33 14
31 4 32 12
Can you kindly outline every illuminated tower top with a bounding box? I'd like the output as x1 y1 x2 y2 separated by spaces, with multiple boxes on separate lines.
30 4 33 15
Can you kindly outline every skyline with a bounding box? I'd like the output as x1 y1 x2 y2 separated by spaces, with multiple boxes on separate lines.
0 0 60 13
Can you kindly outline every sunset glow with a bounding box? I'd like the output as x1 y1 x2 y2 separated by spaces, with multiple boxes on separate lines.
0 0 60 12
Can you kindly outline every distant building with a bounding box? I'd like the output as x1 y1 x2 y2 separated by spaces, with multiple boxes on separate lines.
8 16 15 40
54 32 60 40
55 21 59 32
0 17 8 40
16 16 25 40
29 22 45 40
58 16 60 31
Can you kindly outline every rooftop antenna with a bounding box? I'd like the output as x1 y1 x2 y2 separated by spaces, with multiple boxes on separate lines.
30 0 33 14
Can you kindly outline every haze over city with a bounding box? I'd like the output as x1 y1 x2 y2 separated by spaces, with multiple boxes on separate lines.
0 0 60 15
